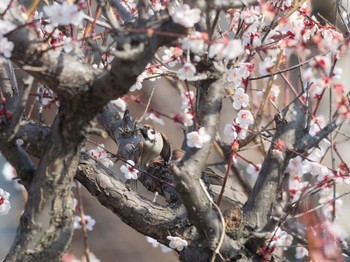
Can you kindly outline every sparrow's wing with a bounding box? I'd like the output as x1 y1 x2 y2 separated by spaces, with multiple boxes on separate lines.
160 133 171 163
133 140 144 166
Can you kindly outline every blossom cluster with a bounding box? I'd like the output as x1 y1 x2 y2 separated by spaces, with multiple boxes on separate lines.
88 144 114 168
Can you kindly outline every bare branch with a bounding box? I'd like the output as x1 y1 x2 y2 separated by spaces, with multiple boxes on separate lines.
243 101 309 231
172 76 239 260
300 118 339 151
76 152 189 244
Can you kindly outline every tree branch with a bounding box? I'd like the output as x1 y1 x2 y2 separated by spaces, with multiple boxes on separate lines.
172 76 239 260
76 152 189 244
243 101 309 231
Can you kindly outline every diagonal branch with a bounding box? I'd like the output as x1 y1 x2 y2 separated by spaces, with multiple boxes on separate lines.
76 152 189 244
172 76 239 261
243 101 309 232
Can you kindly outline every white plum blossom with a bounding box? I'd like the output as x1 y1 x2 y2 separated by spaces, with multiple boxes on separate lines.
147 0 166 15
146 236 172 253
208 39 244 60
129 74 144 92
308 162 332 181
242 25 262 48
270 227 293 249
289 177 308 202
73 215 96 231
0 20 16 35
309 116 326 136
170 4 201 28
174 109 194 127
0 37 14 58
269 84 280 101
142 64 163 81
178 62 196 80
63 37 76 53
325 221 348 244
120 160 139 180
319 193 343 220
145 112 165 126
167 236 188 251
0 188 11 216
286 156 309 178
111 98 127 112
235 110 254 128
43 2 84 26
187 127 211 148
224 123 238 141
295 245 309 259
160 244 172 253
0 0 10 13
307 139 330 162
232 88 250 110
241 7 260 24
227 65 251 87
181 31 208 55
146 236 159 248
258 56 275 75
43 24 60 39
162 47 182 67
246 164 261 180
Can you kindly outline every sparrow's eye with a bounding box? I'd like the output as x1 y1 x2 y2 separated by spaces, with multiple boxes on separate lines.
150 130 155 135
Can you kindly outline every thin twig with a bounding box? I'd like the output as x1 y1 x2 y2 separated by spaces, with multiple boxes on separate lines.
75 180 91 262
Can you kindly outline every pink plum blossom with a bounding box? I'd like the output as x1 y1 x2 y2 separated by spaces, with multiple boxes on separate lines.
89 144 114 168
0 188 11 216
187 127 211 148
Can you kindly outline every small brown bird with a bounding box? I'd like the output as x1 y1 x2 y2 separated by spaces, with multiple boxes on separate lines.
138 124 171 167
311 0 347 33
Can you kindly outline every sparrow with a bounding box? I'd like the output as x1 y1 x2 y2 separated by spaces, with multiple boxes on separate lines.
311 0 347 33
138 124 171 167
